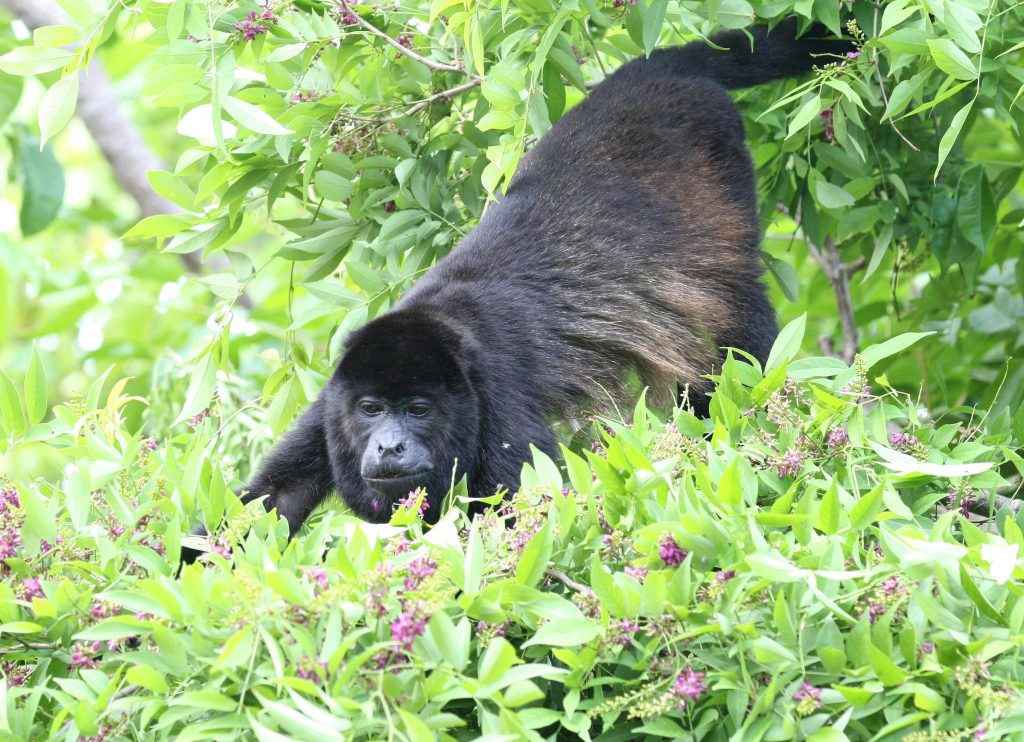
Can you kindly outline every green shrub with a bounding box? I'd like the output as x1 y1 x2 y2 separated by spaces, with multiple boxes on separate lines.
1 322 1023 740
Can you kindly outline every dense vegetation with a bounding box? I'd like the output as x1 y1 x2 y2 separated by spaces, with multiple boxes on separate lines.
0 0 1022 739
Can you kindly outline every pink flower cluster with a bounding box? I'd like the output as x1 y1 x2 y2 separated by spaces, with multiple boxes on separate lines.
235 7 276 41
775 449 804 478
397 491 430 517
658 534 686 567
671 667 707 706
0 487 22 567
304 566 329 591
70 641 102 669
624 565 648 582
608 618 640 647
826 427 848 449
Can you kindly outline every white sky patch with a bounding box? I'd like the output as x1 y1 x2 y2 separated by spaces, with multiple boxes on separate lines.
38 334 60 352
0 199 17 233
156 280 182 314
77 310 105 352
103 239 124 260
96 278 123 303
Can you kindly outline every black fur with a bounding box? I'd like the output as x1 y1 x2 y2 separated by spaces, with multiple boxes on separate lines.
181 20 849 561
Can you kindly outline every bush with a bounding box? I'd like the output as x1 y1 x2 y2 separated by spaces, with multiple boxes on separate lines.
1 322 1023 740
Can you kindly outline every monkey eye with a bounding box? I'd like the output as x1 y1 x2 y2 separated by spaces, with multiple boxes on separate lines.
359 400 384 416
407 403 431 417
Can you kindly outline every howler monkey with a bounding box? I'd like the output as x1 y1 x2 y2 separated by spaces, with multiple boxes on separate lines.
183 19 850 559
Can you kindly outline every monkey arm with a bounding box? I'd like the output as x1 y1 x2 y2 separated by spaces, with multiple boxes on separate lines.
181 395 334 563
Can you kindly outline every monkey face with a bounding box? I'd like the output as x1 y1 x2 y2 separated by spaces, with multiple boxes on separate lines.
327 310 481 523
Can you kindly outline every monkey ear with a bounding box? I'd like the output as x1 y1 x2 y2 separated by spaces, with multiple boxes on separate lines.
338 310 472 391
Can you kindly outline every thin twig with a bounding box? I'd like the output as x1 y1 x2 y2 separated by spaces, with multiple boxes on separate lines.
777 201 860 364
871 1 920 151
964 491 1023 518
339 0 473 77
395 77 483 120
545 568 589 593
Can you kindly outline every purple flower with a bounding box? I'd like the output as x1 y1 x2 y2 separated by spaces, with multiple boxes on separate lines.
396 34 413 49
0 527 22 561
624 565 648 581
820 107 835 142
715 570 736 584
304 566 329 591
826 428 848 448
866 601 886 623
20 578 43 599
793 680 823 714
888 432 918 451
90 601 112 620
775 449 804 478
658 535 687 567
296 656 327 681
143 437 159 451
187 407 209 429
846 50 862 59
402 556 438 591
69 641 101 669
0 487 20 512
397 490 429 516
609 618 641 647
339 10 359 24
391 610 427 649
671 667 708 705
793 680 821 702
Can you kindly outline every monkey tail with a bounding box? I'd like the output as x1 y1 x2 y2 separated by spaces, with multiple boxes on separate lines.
631 17 853 90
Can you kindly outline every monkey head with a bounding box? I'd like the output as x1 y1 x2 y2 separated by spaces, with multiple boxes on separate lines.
325 311 481 523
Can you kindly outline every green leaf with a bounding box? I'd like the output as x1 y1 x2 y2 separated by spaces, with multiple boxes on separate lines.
816 478 840 535
147 170 196 211
24 344 46 426
515 515 553 587
868 440 993 477
18 135 64 236
927 39 977 81
848 483 884 531
642 0 668 56
815 181 855 209
522 618 600 648
0 46 74 76
787 93 822 139
859 332 933 369
765 314 806 373
38 74 78 146
868 643 906 685
126 664 169 693
957 166 996 251
935 100 973 181
222 96 293 135
0 370 25 434
345 261 387 294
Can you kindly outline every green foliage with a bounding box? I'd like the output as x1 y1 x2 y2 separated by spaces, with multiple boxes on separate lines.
3 0 1022 423
2 332 1024 739
1 1 1024 738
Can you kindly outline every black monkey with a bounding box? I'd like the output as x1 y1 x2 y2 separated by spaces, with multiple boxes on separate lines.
183 19 850 560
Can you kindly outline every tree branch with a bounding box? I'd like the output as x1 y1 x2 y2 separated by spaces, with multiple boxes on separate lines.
777 201 859 364
339 0 476 78
545 568 590 594
393 77 483 121
1 0 252 309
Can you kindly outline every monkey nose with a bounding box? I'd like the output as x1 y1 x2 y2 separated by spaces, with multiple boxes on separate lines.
377 441 406 456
